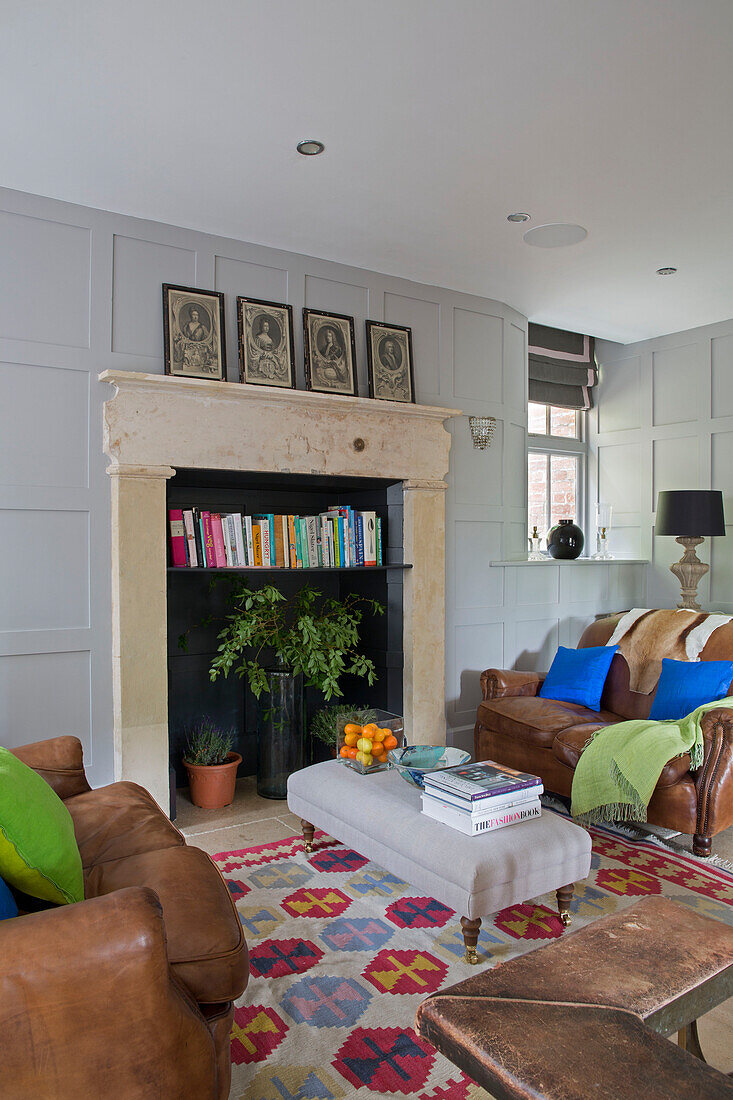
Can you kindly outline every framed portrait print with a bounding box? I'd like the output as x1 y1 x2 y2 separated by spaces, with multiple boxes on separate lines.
162 284 227 381
303 308 358 396
237 297 295 388
366 321 415 403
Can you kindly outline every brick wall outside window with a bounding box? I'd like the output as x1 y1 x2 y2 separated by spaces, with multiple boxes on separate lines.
528 452 578 538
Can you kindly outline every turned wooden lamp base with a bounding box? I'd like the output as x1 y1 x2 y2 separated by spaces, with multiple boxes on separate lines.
669 536 709 611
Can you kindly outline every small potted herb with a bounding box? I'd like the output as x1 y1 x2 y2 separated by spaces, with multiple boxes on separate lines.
310 705 377 757
183 718 241 809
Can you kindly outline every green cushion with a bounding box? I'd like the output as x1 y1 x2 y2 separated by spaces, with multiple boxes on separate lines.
0 746 83 904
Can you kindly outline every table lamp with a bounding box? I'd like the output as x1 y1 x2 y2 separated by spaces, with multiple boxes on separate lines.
655 490 725 610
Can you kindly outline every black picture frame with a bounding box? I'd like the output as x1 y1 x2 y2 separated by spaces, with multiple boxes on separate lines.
365 320 415 403
237 297 296 389
162 284 227 381
303 308 358 396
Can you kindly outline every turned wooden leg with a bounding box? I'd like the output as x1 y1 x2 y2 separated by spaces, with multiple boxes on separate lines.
693 833 712 858
460 916 481 965
678 1019 706 1062
556 883 574 928
301 819 315 853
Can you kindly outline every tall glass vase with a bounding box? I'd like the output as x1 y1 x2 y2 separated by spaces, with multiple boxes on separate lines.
256 663 304 799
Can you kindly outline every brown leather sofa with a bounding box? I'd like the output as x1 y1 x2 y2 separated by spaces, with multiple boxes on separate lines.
475 612 733 857
0 736 248 1099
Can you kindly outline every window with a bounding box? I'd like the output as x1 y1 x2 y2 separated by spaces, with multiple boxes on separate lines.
528 403 587 539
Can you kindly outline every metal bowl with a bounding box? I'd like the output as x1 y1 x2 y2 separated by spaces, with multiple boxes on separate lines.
387 745 471 789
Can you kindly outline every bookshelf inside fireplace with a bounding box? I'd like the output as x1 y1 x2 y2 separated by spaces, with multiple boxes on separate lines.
166 468 406 788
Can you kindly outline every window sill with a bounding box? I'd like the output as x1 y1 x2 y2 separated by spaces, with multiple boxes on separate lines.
489 558 649 567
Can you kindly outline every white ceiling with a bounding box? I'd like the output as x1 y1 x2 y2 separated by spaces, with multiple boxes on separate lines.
3 0 733 343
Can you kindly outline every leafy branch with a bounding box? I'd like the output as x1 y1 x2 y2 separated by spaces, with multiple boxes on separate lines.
181 580 384 701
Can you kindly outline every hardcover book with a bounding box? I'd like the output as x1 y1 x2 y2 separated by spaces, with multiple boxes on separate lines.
225 514 240 566
355 515 364 566
254 516 271 567
182 510 198 567
201 512 216 568
287 515 298 567
424 759 542 802
252 524 263 567
210 514 227 567
232 513 246 568
193 508 205 565
221 514 234 566
422 784 543 816
273 515 287 568
244 515 255 566
268 514 276 565
168 508 188 567
306 517 319 567
421 796 541 836
361 511 377 566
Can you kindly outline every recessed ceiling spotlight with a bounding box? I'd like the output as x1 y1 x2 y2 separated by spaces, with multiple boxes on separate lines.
296 139 325 156
507 212 531 223
523 223 587 248
656 267 678 276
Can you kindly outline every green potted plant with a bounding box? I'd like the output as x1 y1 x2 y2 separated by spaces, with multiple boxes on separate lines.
182 582 383 799
310 704 378 757
183 719 241 809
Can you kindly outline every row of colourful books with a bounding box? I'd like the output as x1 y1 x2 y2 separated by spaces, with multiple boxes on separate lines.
168 506 384 569
420 760 543 836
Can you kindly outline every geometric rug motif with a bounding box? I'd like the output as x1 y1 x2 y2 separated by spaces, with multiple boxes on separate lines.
217 818 733 1099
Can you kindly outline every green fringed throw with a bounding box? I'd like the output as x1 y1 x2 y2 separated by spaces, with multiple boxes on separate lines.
571 697 733 826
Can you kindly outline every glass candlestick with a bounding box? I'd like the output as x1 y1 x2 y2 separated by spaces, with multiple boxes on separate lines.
593 503 614 559
528 525 545 560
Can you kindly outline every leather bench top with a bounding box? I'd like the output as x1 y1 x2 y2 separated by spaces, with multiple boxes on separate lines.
416 896 733 1100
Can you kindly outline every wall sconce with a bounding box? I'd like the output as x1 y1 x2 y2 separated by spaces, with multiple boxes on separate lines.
468 416 497 450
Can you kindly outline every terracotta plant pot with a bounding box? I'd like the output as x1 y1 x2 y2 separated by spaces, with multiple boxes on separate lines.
184 751 242 809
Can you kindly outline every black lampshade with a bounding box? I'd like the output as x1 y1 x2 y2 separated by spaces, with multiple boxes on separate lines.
656 490 726 537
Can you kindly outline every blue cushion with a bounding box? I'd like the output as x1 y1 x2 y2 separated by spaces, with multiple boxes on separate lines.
0 875 18 921
649 658 733 721
539 645 619 711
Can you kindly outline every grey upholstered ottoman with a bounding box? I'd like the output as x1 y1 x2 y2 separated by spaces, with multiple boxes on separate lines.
287 760 592 962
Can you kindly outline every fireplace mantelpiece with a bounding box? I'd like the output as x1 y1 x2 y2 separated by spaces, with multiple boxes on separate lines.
100 370 459 811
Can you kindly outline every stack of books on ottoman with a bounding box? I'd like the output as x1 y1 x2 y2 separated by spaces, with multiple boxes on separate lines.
421 761 543 836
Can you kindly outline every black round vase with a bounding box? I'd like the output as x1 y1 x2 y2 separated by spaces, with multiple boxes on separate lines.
547 519 584 560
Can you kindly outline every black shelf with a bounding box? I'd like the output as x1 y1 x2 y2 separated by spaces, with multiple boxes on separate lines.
168 565 412 574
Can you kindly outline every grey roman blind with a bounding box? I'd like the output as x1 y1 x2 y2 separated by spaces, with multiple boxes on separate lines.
528 323 597 410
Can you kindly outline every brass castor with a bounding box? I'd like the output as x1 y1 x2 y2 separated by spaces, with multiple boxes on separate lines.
301 819 315 854
461 915 481 966
556 884 574 929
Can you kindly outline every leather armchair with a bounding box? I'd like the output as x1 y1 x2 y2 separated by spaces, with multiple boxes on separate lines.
0 736 248 1098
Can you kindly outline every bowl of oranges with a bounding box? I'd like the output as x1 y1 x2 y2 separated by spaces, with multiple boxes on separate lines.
338 711 404 774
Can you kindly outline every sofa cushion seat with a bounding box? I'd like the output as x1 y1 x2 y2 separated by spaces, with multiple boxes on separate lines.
83 844 247 1003
553 726 692 788
65 782 184 869
477 696 621 748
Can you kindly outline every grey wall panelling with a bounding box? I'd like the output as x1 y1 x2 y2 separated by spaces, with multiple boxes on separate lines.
595 316 733 615
0 184 645 786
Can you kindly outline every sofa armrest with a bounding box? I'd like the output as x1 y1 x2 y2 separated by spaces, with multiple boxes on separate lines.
0 887 219 1098
10 735 91 799
695 707 733 842
480 668 543 701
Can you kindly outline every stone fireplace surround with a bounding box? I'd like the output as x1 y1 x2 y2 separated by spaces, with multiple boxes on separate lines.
100 370 459 811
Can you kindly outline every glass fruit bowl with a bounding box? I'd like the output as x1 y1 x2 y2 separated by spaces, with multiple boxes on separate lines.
387 745 471 789
337 711 404 775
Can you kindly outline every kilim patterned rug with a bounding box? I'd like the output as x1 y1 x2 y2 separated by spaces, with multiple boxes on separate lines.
215 817 733 1100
